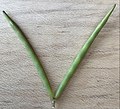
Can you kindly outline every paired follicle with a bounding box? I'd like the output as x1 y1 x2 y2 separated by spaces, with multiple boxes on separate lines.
3 4 116 109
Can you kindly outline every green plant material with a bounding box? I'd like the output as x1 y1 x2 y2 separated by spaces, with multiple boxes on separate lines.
3 11 54 99
54 4 116 99
3 4 116 104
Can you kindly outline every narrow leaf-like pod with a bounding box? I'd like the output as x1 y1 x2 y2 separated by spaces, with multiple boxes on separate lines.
54 4 116 99
3 11 54 99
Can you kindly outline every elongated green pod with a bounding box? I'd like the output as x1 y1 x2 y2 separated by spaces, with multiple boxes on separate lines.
3 11 54 99
54 4 116 99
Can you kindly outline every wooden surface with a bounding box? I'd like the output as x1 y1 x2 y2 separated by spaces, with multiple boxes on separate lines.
0 0 119 109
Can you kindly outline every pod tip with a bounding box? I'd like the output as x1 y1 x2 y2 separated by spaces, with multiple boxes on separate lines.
112 4 116 12
2 10 6 15
3 10 5 13
2 11 9 18
114 4 116 8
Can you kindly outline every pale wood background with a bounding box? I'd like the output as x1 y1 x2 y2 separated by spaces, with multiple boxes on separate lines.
0 0 119 109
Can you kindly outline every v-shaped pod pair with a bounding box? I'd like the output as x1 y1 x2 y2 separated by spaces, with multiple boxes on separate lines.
3 4 116 108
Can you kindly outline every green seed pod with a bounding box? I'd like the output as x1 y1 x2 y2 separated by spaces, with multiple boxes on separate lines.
54 4 116 99
3 11 54 99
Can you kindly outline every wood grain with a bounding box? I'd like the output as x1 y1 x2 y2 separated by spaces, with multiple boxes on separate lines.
0 0 119 109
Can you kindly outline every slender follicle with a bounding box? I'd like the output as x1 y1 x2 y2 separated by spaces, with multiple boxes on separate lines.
54 4 116 99
3 10 54 99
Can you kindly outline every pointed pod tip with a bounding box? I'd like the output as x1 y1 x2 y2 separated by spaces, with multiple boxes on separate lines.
114 4 116 6
2 11 9 19
2 10 7 15
113 4 116 8
109 4 116 14
111 4 116 12
2 10 5 13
